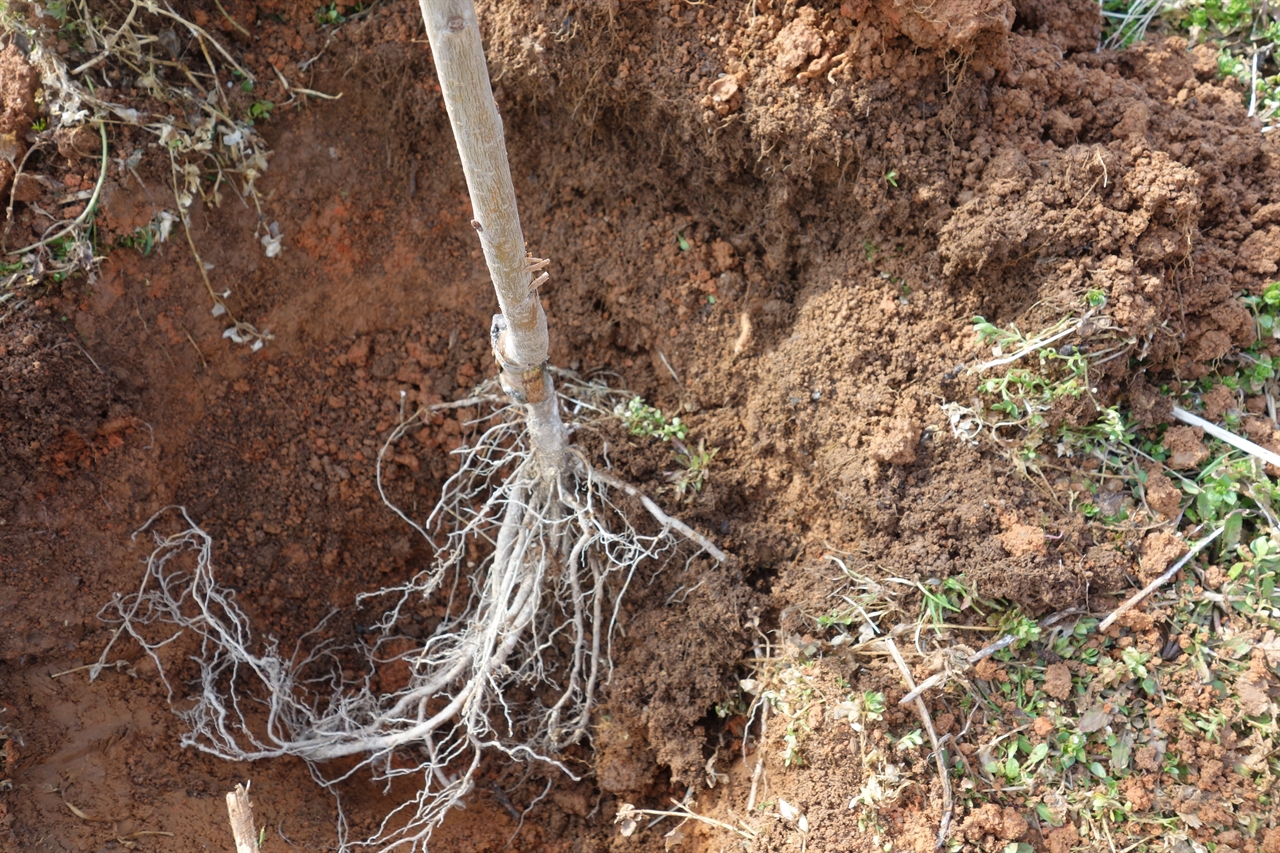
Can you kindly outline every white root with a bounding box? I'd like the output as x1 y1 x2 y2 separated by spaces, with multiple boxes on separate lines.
93 395 723 851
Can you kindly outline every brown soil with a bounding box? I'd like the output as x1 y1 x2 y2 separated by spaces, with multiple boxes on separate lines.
3 0 1279 850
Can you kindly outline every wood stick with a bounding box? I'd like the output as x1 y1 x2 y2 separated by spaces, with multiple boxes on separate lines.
419 3 545 382
226 782 257 853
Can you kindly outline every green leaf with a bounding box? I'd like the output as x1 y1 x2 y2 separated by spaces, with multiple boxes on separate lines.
1196 490 1212 522
1110 730 1135 771
1027 743 1049 764
1224 511 1244 552
1035 802 1062 827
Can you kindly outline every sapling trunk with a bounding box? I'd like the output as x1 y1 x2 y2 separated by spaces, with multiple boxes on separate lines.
419 0 566 469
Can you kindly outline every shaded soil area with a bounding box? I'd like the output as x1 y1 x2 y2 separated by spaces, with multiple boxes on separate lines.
3 0 1280 850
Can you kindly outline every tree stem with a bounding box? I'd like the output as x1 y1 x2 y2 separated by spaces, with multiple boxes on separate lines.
419 0 566 467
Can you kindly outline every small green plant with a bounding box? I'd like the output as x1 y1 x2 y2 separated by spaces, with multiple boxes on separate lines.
1154 0 1280 128
1241 281 1280 341
113 213 174 258
617 397 718 499
30 116 48 132
956 296 1149 488
758 666 821 767
1185 0 1260 32
894 728 924 751
884 169 899 188
974 325 1092 411
232 69 254 93
315 2 346 24
617 397 688 441
117 220 160 253
668 438 717 498
676 231 691 251
116 226 157 256
44 0 70 24
247 100 275 123
917 575 995 631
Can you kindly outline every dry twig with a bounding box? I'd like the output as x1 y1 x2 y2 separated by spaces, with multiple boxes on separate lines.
884 637 952 850
1097 527 1223 633
1171 406 1280 470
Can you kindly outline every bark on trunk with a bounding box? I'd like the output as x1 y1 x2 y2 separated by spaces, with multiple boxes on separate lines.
419 0 566 467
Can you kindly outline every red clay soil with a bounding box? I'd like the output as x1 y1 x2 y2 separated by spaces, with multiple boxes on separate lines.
2 0 1279 849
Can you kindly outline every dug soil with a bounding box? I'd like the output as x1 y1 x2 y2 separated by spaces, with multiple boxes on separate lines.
3 0 1279 850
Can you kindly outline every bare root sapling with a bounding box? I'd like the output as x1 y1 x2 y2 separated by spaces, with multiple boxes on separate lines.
93 1 725 849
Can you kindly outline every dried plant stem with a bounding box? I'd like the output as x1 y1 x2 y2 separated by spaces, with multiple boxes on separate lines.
616 801 757 840
1097 526 1223 633
745 701 768 812
968 311 1094 374
9 121 107 255
884 637 952 850
1171 406 1280 470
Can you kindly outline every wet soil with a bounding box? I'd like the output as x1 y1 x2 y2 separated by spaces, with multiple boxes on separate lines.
3 0 1280 849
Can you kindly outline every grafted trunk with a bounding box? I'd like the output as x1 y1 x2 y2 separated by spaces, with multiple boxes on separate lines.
419 0 566 468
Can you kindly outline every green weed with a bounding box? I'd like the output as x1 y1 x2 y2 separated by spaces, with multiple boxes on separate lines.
811 524 1277 840
615 396 719 500
1160 0 1280 128
315 3 346 25
668 438 718 499
247 100 274 123
44 0 70 24
617 397 688 442
116 224 158 256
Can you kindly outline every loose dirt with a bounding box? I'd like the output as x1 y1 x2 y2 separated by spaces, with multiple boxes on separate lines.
3 0 1279 850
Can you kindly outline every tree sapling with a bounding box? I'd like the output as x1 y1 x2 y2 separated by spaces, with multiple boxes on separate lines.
93 2 725 849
